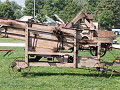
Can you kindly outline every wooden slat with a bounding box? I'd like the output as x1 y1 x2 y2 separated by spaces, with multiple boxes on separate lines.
25 28 29 63
98 31 114 38
28 51 73 56
29 62 74 67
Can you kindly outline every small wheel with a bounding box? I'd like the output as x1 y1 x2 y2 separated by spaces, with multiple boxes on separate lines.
90 46 107 57
90 46 97 56
100 48 107 57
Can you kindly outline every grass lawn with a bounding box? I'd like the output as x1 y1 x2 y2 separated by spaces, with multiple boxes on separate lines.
0 37 120 90
116 36 120 44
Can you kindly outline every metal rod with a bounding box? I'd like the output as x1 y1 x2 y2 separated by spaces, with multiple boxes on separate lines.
34 0 35 18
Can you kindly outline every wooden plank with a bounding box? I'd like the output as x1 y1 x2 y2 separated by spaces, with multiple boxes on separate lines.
29 62 74 67
65 11 84 28
78 56 100 67
73 30 79 68
25 28 29 64
28 51 73 56
94 37 113 43
28 27 53 34
15 60 28 68
28 27 75 37
97 42 101 59
98 31 114 38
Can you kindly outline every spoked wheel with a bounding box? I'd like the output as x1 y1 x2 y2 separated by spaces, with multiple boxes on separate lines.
90 46 107 57
100 47 107 57
90 46 97 56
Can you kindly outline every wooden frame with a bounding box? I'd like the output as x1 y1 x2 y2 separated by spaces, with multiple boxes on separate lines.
0 10 116 71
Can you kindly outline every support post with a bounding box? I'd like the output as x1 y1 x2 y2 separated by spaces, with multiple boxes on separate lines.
4 27 8 37
25 27 29 64
97 42 101 59
34 0 36 18
73 29 79 68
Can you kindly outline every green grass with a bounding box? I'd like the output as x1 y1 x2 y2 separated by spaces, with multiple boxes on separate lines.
0 36 24 43
116 36 120 44
1 37 120 90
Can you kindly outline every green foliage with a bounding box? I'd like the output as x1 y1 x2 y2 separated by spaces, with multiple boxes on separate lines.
59 1 81 22
0 3 16 19
10 1 23 19
23 0 81 23
23 0 34 17
83 0 99 14
0 0 23 19
97 9 115 27
95 0 120 28
74 0 88 8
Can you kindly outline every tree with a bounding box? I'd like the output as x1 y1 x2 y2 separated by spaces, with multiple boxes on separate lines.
97 9 115 27
0 3 16 19
59 1 81 22
10 1 23 19
23 0 81 23
23 0 35 17
0 0 23 19
83 0 99 14
95 0 120 28
74 0 88 8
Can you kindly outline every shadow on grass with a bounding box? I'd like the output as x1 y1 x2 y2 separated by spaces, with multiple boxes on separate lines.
22 72 120 78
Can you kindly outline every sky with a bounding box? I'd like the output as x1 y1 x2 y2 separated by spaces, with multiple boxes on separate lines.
1 0 25 7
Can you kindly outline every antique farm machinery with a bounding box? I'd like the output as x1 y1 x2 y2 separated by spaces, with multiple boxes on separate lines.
0 10 119 75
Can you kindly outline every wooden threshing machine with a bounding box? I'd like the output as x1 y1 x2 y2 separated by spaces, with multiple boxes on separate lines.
0 10 118 74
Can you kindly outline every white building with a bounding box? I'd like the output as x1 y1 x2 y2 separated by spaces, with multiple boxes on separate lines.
19 16 33 21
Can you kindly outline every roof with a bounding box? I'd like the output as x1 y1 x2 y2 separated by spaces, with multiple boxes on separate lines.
19 16 33 21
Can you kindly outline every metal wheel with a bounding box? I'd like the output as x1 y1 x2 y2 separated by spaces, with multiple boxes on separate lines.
90 46 107 57
100 47 107 57
90 46 97 56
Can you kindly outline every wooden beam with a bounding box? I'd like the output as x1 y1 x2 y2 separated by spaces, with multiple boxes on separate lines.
28 51 73 56
29 62 75 67
25 27 29 64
